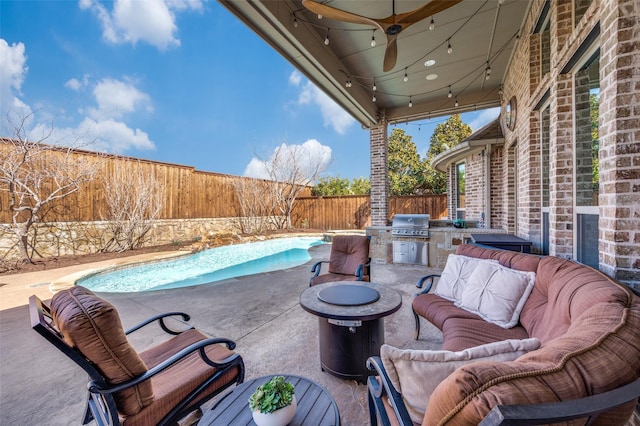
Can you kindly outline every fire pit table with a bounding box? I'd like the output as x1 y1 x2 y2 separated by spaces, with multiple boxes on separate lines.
299 282 402 383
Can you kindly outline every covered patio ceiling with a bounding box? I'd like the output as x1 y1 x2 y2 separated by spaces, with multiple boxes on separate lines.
219 0 531 128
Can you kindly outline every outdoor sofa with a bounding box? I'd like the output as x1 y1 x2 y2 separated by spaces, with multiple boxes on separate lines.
367 244 640 425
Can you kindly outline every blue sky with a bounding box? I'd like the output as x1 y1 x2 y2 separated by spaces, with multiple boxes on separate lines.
0 0 499 180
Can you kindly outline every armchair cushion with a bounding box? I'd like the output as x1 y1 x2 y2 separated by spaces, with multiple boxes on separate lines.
50 286 153 416
381 338 541 424
327 235 370 276
433 254 499 302
456 262 536 328
127 328 241 426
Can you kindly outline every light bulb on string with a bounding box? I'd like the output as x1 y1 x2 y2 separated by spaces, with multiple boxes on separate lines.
485 63 492 80
409 96 413 108
293 17 298 28
429 18 435 31
370 30 376 47
372 80 376 91
318 14 322 19
447 39 453 54
454 97 459 107
372 94 377 102
448 86 452 98
324 30 330 45
403 68 408 82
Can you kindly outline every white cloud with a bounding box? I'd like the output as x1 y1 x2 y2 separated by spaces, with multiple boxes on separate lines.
0 39 29 118
65 74 90 91
90 78 153 119
289 70 354 135
467 107 500 131
80 0 203 50
244 138 332 181
0 42 156 154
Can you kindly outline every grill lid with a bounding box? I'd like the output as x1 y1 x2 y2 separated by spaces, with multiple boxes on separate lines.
391 214 430 237
391 214 430 228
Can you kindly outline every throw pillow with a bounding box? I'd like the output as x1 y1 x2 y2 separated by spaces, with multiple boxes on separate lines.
456 262 537 328
434 254 499 301
380 338 541 424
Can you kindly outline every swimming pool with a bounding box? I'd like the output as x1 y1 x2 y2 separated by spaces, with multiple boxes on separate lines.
79 237 325 292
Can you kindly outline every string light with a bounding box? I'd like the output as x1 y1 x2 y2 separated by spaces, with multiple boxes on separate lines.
409 96 413 107
317 13 322 19
429 18 435 31
293 17 298 28
454 97 459 107
448 86 452 98
485 62 492 80
372 94 377 102
370 30 376 47
345 78 352 88
447 39 453 54
324 29 330 45
372 79 377 91
403 68 408 82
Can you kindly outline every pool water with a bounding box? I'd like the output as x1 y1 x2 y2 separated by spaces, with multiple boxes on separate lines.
79 237 325 292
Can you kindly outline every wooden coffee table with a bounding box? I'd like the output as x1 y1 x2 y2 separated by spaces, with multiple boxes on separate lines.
199 374 340 425
299 282 402 383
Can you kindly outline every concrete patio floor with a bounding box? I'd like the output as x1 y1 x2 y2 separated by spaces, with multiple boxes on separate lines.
0 243 444 426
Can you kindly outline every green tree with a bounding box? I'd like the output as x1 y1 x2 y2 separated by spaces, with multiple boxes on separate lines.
423 114 472 194
350 177 371 195
312 176 370 195
387 128 427 195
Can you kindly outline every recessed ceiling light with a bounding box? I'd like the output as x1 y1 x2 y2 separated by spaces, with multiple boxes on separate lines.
426 73 438 80
424 59 436 67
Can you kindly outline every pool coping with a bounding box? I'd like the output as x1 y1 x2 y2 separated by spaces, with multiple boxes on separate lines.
49 251 191 293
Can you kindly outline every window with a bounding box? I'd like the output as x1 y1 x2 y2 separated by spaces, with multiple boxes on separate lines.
541 105 550 255
574 49 599 268
456 162 466 219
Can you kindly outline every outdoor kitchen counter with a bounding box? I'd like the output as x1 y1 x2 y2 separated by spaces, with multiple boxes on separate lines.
366 226 508 269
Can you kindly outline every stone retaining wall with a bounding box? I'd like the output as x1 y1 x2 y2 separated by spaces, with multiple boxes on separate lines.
0 217 278 262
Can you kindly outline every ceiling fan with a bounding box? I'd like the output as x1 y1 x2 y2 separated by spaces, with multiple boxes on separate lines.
301 0 463 72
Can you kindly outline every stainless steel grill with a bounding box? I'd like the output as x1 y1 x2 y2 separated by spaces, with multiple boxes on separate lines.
391 214 430 238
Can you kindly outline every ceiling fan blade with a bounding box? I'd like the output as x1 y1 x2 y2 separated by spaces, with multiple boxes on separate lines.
383 36 398 72
301 0 384 31
397 0 463 25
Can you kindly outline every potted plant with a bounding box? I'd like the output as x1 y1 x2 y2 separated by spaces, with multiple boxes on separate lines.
248 376 296 426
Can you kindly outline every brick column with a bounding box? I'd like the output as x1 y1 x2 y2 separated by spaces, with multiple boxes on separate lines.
598 0 640 285
370 120 389 226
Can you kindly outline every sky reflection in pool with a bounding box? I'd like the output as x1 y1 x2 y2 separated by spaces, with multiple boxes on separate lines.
79 237 325 292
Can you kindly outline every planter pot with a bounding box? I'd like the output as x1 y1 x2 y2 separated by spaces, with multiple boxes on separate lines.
251 396 297 426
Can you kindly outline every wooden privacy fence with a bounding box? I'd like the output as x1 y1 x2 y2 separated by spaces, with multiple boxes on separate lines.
291 194 447 230
0 143 447 229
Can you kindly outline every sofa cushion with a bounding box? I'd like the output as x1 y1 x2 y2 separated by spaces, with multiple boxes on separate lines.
456 261 536 328
433 254 499 302
381 338 540 424
456 243 541 273
51 286 153 416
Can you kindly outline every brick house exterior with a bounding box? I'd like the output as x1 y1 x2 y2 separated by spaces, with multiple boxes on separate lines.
370 0 639 285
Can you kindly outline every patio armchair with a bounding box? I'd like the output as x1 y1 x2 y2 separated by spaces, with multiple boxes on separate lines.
310 235 371 286
29 286 245 426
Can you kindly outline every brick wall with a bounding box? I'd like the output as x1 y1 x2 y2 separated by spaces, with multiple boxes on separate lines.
369 120 389 226
598 0 640 284
496 0 639 284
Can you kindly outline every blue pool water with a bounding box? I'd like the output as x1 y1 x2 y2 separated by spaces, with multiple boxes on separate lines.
79 237 325 292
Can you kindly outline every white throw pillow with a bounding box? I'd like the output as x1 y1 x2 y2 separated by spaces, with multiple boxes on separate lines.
456 262 537 328
434 254 499 301
380 338 541 424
